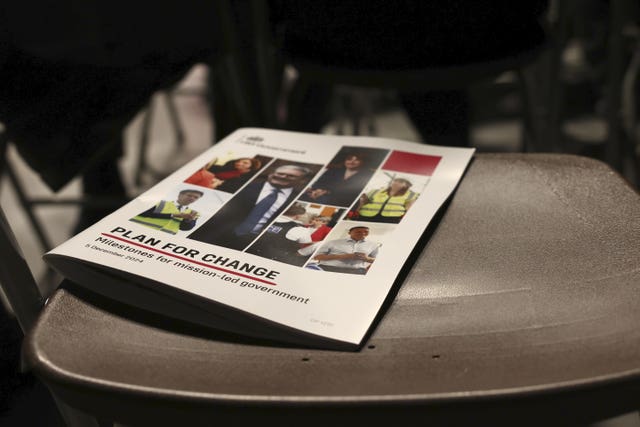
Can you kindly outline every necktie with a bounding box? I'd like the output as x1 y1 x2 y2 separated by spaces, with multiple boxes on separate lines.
234 188 280 236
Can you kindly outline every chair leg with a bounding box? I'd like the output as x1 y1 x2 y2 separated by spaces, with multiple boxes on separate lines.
164 92 185 148
517 68 538 153
134 99 155 187
517 50 565 154
3 159 53 252
52 395 101 427
604 0 630 172
589 411 640 427
620 31 640 187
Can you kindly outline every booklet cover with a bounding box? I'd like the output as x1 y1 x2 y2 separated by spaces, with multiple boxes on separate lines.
45 128 474 350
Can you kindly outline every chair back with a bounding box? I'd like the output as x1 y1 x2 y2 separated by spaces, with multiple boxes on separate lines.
0 206 45 333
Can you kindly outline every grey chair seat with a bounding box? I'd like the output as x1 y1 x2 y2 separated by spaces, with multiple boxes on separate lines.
25 154 640 426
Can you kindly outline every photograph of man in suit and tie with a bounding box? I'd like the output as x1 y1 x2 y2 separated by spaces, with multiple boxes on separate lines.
188 160 320 251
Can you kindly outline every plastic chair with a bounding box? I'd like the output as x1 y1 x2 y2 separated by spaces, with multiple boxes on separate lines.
0 89 187 253
0 132 126 253
18 153 640 426
0 207 100 426
245 1 549 149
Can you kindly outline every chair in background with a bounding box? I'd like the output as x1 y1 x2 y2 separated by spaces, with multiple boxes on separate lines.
0 132 126 253
524 0 640 187
215 0 640 190
0 83 199 254
15 153 640 426
222 1 552 151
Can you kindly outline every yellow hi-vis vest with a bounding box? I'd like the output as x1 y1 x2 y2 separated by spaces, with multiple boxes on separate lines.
131 201 194 234
359 189 417 218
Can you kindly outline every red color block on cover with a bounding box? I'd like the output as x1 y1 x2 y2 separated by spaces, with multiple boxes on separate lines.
382 151 441 176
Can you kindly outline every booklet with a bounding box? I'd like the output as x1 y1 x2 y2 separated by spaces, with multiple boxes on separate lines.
45 128 474 351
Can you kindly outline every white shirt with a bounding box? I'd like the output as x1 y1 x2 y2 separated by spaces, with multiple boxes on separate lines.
285 225 313 244
316 238 380 269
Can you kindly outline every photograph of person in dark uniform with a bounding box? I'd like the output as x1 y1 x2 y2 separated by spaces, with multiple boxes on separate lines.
188 161 318 250
245 203 310 266
299 147 388 207
130 188 203 234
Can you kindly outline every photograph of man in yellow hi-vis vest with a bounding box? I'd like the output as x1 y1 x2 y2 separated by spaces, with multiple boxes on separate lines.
131 189 203 234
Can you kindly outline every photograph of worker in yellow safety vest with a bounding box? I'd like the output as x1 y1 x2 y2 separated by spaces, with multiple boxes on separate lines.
131 188 204 234
348 172 430 224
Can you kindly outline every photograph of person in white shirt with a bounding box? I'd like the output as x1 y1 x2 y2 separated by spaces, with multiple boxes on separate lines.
312 226 380 274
